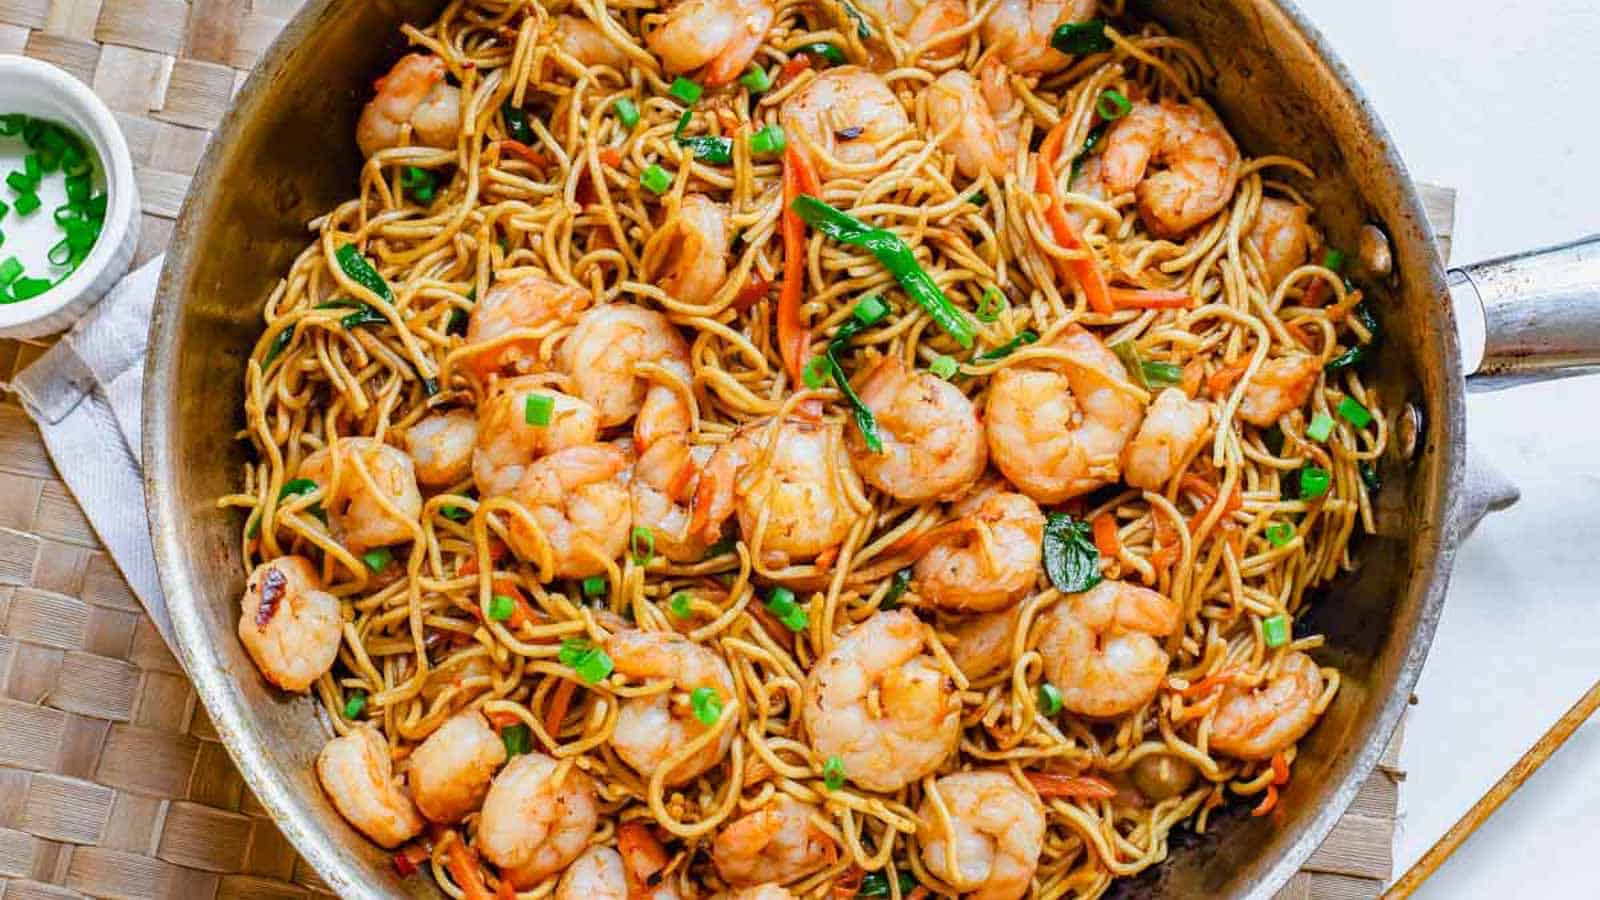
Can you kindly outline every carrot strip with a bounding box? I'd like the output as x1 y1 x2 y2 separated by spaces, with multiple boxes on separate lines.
1180 358 1205 398
1179 474 1219 504
1150 512 1181 570
545 677 576 738
1036 119 1113 314
732 272 770 314
496 139 546 167
1302 278 1329 308
1251 784 1279 817
444 840 495 900
1190 481 1242 536
774 54 812 90
486 711 521 731
1108 286 1193 309
1025 771 1119 800
490 578 539 629
779 144 820 383
1092 513 1120 559
907 888 930 900
1206 359 1249 397
1270 751 1291 786
1181 667 1240 699
597 146 622 168
496 875 516 900
831 868 864 899
458 540 508 577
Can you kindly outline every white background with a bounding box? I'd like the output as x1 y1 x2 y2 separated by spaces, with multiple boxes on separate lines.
1294 1 1600 896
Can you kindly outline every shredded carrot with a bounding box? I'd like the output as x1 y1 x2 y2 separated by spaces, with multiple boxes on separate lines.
490 578 539 628
486 710 521 731
444 840 495 900
1302 277 1330 308
495 875 516 900
731 272 770 313
392 843 429 878
1150 512 1181 570
1180 358 1205 398
1206 359 1249 397
1179 474 1219 504
774 54 812 90
1035 119 1113 314
1251 784 1279 817
1270 751 1290 786
1108 286 1193 309
779 143 820 384
907 888 930 900
458 540 508 577
1025 771 1119 800
1180 667 1240 699
496 139 546 167
1092 513 1120 559
545 677 577 738
597 146 622 168
1190 481 1242 535
831 867 864 898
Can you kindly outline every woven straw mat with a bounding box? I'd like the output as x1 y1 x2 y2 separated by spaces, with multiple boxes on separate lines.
0 2 1458 897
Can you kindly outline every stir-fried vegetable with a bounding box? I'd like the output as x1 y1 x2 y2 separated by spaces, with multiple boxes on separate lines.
1042 512 1102 593
1050 20 1112 55
334 244 393 301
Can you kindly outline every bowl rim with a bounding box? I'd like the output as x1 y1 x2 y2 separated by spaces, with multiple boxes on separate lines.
0 54 137 333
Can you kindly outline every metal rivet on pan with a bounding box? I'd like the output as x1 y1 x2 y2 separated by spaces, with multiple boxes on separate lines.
1397 402 1423 461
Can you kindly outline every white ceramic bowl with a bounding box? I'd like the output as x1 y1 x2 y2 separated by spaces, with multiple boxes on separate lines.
0 54 139 339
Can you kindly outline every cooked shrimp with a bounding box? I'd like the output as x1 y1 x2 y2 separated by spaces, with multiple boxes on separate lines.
780 67 911 172
693 418 861 565
927 62 1021 180
1123 388 1210 491
465 273 590 377
556 846 627 900
980 0 1096 74
1248 196 1310 289
315 726 425 848
1237 354 1319 427
643 194 729 308
605 628 738 785
555 15 631 70
237 555 341 693
559 305 694 446
716 887 796 900
1210 650 1326 760
473 381 601 497
918 770 1045 900
506 443 633 579
948 605 1024 680
407 709 506 824
355 53 461 157
985 325 1145 503
912 490 1044 612
1036 580 1182 718
298 438 423 553
632 436 713 562
1097 98 1242 237
647 0 775 85
479 753 599 888
403 408 477 488
711 795 835 887
801 609 961 793
845 355 987 503
857 0 968 56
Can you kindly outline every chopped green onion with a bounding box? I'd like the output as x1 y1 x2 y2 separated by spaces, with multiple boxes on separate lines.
501 100 535 143
679 133 733 164
1337 396 1372 428
766 586 809 632
1037 683 1063 715
400 166 437 203
64 173 89 204
1096 89 1132 120
0 199 9 219
969 190 987 207
740 65 773 93
974 329 1039 363
333 303 386 329
630 525 655 565
1261 614 1290 649
334 244 392 301
4 171 30 194
669 592 692 619
581 575 608 598
0 115 20 136
929 354 958 380
0 257 21 286
362 547 393 573
342 691 366 719
502 723 531 756
640 163 673 194
882 567 912 608
853 294 888 325
690 686 723 725
1325 304 1380 374
1142 361 1184 387
442 505 471 522
669 76 704 105
816 318 882 452
704 535 737 558
802 354 830 389
559 637 615 683
1322 248 1346 271
10 276 49 300
488 593 515 621
1069 122 1109 182
794 42 846 65
614 97 641 130
1359 461 1381 493
977 286 1007 322
1306 413 1335 442
47 238 71 267
791 195 974 348
1265 521 1294 547
1299 466 1332 500
856 872 918 897
23 153 39 182
12 192 38 216
749 124 786 155
1050 20 1111 55
841 0 872 38
1042 512 1102 594
822 755 846 790
524 392 554 426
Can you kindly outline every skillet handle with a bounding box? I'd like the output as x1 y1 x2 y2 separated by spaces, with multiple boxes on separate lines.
1452 235 1600 389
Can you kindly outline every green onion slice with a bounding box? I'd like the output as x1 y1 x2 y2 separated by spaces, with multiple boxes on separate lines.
1264 521 1294 547
1359 461 1381 493
853 294 888 325
581 575 608 597
690 686 723 725
791 195 974 348
362 547 393 573
1050 20 1112 55
817 318 883 452
749 124 786 155
1322 248 1346 272
669 592 692 619
1306 412 1335 443
794 42 846 65
801 354 830 389
559 637 615 684
1337 395 1372 428
929 355 958 380
668 76 704 104
342 691 366 719
1142 360 1184 388
977 286 1007 322
766 586 810 632
1261 614 1290 648
630 525 655 565
488 593 515 621
0 257 21 287
1299 466 1332 500
524 392 554 426
856 871 918 897
974 329 1039 363
12 192 38 216
1037 683 1063 715
1096 88 1133 120
641 163 673 194
882 567 912 608
740 65 773 93
613 97 641 130
822 754 846 790
502 722 531 756
501 100 535 143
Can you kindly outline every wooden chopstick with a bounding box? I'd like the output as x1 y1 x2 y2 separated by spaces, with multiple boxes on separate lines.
1384 677 1600 897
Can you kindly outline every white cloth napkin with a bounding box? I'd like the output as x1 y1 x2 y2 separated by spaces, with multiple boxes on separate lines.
6 257 172 646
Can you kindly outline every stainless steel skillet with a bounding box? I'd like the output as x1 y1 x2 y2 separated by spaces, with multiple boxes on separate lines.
142 1 1597 895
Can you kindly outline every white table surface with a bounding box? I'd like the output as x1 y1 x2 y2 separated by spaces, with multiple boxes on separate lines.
1296 1 1600 896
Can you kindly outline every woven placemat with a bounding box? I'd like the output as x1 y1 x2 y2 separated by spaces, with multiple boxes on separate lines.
0 4 1457 898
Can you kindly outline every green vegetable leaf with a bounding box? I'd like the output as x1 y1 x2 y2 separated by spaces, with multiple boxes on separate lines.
1042 512 1102 594
1050 20 1111 55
